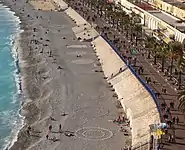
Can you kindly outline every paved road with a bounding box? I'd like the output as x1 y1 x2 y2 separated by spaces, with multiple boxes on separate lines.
66 1 185 149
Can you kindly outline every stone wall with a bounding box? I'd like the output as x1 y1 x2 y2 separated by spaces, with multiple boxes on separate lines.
92 36 161 148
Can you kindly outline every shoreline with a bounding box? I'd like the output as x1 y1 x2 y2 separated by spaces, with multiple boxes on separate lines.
0 0 40 149
0 3 25 149
7 31 25 149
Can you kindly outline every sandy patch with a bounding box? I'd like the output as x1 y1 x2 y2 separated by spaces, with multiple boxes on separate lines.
66 51 87 55
71 59 94 64
29 0 56 11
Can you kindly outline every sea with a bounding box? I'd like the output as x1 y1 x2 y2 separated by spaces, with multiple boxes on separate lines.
0 3 24 150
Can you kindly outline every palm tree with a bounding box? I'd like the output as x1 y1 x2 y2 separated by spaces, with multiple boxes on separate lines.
133 24 142 46
158 44 169 72
89 0 95 10
145 36 157 59
129 12 141 41
113 5 127 29
168 41 182 78
95 0 103 16
178 90 185 123
118 11 127 32
152 42 160 65
104 3 113 22
99 1 106 17
176 44 184 89
177 58 185 89
123 16 131 38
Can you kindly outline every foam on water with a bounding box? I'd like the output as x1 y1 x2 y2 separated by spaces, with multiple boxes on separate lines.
0 3 24 150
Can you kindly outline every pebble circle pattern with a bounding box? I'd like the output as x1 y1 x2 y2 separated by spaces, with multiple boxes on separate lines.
75 127 113 141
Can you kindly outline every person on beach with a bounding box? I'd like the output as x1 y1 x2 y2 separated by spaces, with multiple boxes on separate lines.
49 125 52 131
57 66 63 70
27 129 30 136
28 126 31 131
59 124 62 132
61 112 67 116
46 134 49 140
50 116 56 121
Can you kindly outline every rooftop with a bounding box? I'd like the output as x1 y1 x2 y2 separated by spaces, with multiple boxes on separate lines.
148 11 185 31
163 0 185 10
135 2 157 11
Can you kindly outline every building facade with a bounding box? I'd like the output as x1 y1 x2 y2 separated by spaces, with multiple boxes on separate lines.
150 0 185 20
114 0 185 43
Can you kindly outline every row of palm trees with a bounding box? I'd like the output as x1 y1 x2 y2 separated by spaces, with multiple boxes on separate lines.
145 36 185 89
82 0 185 89
66 0 185 121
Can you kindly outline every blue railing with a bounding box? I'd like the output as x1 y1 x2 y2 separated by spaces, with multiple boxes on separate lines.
101 35 162 120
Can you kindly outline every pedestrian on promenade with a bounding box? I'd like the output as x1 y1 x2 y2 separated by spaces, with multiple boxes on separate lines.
170 102 174 109
161 86 166 93
176 117 179 124
138 67 141 75
155 92 160 98
168 134 172 143
140 66 144 74
172 117 176 124
163 114 168 119
171 134 175 143
133 57 137 66
157 144 161 150
126 59 129 66
166 107 170 113
167 120 172 127
146 77 151 84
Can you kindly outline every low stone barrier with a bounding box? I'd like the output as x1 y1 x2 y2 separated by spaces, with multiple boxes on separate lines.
53 0 68 10
65 7 90 26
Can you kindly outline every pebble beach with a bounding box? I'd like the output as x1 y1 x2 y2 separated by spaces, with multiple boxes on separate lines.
0 0 131 149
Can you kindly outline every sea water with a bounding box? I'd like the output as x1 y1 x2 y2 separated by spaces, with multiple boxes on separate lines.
0 4 24 150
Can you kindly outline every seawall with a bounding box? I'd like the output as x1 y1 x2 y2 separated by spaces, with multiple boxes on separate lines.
54 0 161 148
92 36 161 148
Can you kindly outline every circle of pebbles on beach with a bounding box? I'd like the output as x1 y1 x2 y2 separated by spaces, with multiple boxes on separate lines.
67 45 87 48
75 127 113 141
66 51 87 56
71 59 94 65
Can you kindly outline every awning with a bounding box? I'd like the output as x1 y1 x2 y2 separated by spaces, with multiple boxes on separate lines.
163 37 172 44
158 24 167 31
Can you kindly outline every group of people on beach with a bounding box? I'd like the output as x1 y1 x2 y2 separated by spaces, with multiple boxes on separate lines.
26 122 74 142
45 124 62 142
